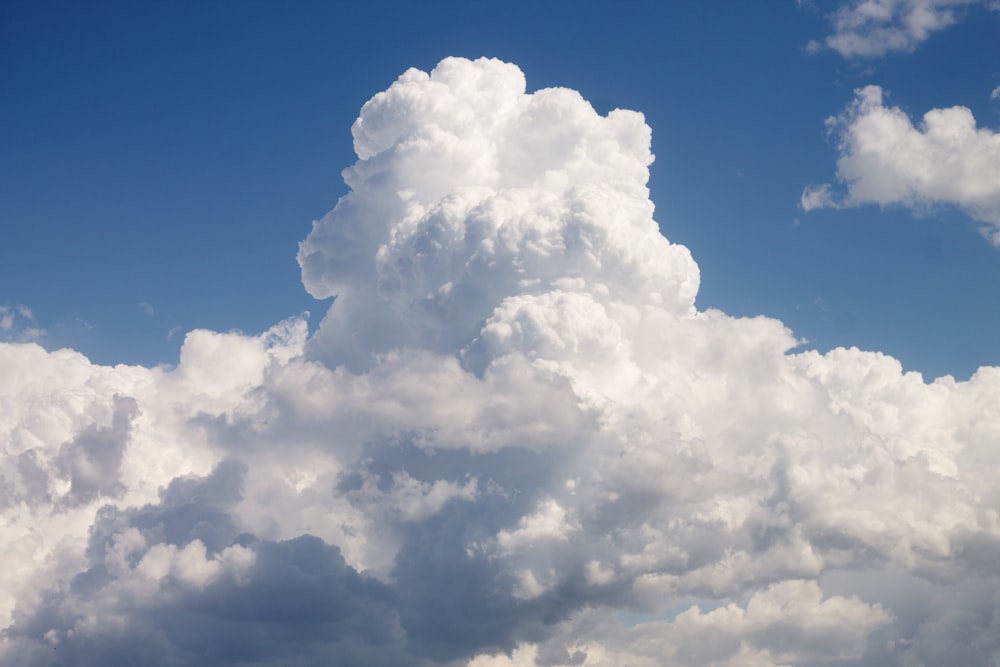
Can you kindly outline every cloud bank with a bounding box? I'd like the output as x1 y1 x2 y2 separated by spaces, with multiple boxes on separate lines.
813 0 987 58
803 84 1000 245
2 57 1000 667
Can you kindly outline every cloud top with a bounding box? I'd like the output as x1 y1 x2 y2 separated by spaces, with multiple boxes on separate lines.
298 57 698 370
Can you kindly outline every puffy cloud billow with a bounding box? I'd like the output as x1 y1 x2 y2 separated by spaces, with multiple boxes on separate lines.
803 84 1000 245
2 57 999 666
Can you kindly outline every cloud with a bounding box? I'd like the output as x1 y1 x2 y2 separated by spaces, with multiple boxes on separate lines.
0 304 44 343
297 56 695 372
803 85 1000 245
992 85 1000 101
2 57 1000 666
137 302 155 318
1 458 415 666
814 0 987 58
473 580 892 667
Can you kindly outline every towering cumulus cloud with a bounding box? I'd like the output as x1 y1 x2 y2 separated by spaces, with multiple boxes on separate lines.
2 58 999 666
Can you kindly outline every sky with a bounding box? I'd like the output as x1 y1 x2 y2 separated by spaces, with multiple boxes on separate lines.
2 0 999 380
1 1 1000 666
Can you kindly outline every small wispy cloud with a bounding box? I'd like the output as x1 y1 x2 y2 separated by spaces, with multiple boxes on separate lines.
0 303 44 342
813 0 987 58
800 183 837 212
137 302 155 318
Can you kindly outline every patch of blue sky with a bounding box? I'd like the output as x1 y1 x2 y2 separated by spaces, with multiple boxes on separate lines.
618 598 724 628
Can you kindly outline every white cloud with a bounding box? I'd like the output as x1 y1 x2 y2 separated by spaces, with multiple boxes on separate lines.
992 85 1000 101
472 580 892 667
799 183 836 211
803 85 1000 245
0 304 44 343
2 58 1000 666
817 0 986 58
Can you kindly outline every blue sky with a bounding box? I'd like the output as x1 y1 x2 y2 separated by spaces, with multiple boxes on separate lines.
3 0 998 379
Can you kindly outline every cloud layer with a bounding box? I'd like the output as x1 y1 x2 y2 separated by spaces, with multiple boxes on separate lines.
2 57 1000 666
803 84 1000 245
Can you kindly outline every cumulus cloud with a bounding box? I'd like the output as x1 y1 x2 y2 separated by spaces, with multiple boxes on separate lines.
811 0 987 58
2 57 1000 666
803 85 1000 245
